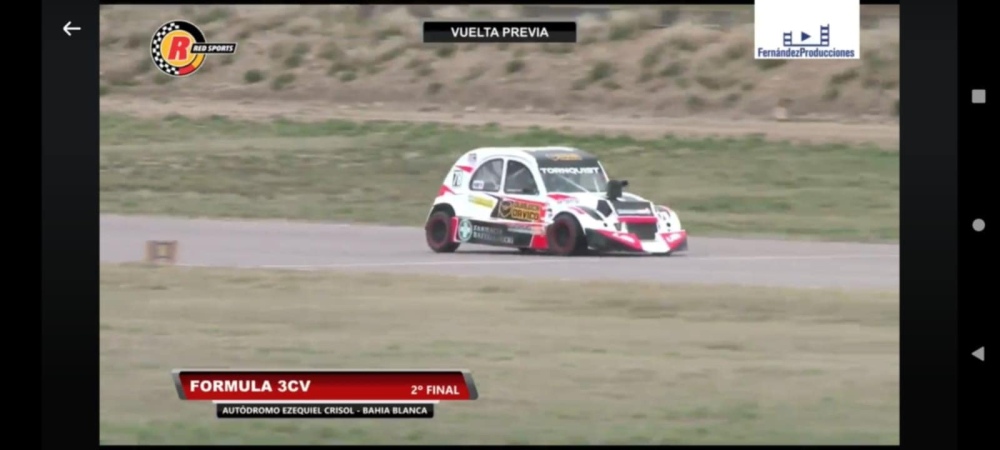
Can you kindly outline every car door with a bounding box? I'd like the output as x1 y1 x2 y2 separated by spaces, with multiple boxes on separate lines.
465 157 505 221
495 158 547 224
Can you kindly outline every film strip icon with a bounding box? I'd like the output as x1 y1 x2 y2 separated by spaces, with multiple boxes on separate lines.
783 25 830 47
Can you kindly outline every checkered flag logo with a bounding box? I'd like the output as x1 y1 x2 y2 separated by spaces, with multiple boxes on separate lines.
150 22 183 76
148 20 236 77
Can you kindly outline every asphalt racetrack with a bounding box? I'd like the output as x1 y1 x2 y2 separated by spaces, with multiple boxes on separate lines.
100 215 899 289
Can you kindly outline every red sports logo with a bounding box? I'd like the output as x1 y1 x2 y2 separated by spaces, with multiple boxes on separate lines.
150 20 237 77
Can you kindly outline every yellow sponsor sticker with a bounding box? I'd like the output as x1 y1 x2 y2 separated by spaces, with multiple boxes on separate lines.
469 195 494 208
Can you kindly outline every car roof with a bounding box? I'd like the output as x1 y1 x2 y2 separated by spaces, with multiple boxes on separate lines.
461 146 599 164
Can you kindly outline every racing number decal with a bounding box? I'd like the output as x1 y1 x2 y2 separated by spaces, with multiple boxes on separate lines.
451 169 464 187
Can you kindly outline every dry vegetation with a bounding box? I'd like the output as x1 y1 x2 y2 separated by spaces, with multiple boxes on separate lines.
99 5 900 122
101 264 898 444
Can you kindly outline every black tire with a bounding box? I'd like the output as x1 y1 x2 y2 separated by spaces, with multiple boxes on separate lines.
517 248 534 254
425 211 460 253
546 215 588 256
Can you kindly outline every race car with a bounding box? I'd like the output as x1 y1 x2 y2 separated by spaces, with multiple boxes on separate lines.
424 146 688 256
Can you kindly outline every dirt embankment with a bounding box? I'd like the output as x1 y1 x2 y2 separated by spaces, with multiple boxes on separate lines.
100 5 899 123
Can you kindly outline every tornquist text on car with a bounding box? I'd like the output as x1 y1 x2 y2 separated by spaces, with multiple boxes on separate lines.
539 167 601 174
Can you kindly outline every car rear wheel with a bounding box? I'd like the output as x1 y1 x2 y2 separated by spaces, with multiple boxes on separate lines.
425 211 460 253
546 215 588 256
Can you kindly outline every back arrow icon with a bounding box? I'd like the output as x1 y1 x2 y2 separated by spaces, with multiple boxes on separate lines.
63 21 81 36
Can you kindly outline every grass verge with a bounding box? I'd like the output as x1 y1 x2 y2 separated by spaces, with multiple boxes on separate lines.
100 114 898 241
100 264 898 444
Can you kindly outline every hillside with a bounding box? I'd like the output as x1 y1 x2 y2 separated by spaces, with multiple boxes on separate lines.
99 5 900 122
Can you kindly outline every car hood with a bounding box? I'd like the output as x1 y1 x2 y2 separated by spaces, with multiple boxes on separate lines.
545 192 657 212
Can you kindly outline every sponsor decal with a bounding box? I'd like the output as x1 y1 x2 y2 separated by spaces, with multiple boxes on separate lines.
507 225 534 234
539 167 601 175
507 224 545 235
470 223 514 244
613 201 655 216
467 153 477 165
468 195 494 208
547 153 582 161
616 208 651 215
497 199 543 222
457 218 474 242
471 180 485 190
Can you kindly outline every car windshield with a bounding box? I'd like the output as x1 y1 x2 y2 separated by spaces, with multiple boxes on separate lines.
538 165 608 193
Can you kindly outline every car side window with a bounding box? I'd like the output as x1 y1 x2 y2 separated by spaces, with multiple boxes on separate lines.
504 160 539 195
469 159 503 192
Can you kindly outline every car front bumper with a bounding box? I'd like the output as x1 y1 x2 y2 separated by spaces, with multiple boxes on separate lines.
585 229 688 254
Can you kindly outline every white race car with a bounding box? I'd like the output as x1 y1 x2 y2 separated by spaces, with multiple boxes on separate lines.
424 146 688 256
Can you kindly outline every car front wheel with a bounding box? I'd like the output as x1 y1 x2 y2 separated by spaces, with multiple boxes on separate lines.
546 215 588 256
425 211 460 253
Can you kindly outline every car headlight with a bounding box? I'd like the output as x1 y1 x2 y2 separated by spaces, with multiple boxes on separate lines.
656 206 673 230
